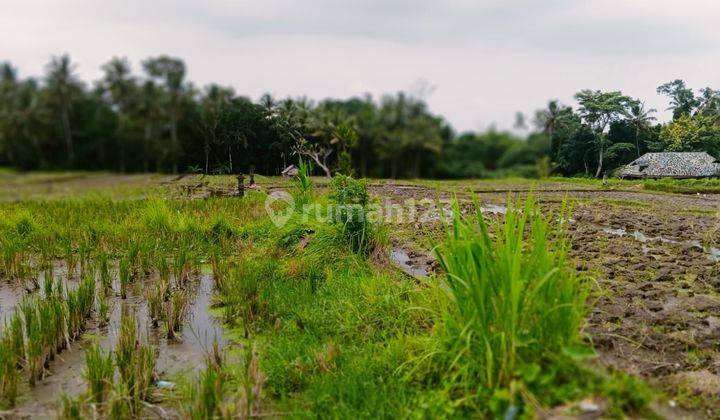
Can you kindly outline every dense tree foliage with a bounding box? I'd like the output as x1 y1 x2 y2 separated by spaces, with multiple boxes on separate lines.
1 55 719 178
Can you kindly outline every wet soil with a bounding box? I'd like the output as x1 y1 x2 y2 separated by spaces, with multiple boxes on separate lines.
376 182 720 415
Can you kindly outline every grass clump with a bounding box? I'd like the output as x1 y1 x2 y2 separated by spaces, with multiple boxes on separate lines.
428 196 591 415
210 214 235 241
182 359 224 419
84 343 114 406
64 312 158 417
221 257 277 336
0 335 21 408
119 255 131 299
328 174 384 254
294 158 314 205
182 343 265 419
165 290 190 340
58 393 83 419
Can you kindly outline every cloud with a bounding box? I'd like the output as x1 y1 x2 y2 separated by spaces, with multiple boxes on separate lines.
1 0 719 131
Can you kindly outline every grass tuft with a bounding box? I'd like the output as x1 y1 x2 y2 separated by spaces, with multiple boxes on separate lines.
428 195 590 414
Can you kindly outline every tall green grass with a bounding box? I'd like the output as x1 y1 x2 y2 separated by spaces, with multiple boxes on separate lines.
0 334 21 407
294 158 314 206
181 359 223 419
84 343 114 406
115 311 157 413
430 196 590 412
164 290 189 340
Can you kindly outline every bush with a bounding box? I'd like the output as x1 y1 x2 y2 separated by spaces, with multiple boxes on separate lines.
328 174 373 253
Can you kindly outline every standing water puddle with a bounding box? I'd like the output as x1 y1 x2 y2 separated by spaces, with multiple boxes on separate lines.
601 226 720 262
0 282 22 323
390 248 429 278
154 271 226 375
0 261 81 328
480 204 508 215
9 270 226 417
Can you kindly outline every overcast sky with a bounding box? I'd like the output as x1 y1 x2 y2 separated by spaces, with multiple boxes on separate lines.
2 0 720 132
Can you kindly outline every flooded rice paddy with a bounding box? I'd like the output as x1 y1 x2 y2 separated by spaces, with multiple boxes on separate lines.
0 263 225 417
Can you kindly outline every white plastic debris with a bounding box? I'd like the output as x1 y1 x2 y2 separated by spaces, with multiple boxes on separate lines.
156 380 176 389
579 400 599 413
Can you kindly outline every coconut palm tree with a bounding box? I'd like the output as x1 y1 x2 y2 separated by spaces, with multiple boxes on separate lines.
533 100 562 138
101 57 136 172
143 56 186 173
44 54 81 165
136 80 163 172
199 84 234 174
534 100 574 163
627 101 657 157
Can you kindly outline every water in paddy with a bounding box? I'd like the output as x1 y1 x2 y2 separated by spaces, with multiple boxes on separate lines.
390 248 429 278
6 269 226 417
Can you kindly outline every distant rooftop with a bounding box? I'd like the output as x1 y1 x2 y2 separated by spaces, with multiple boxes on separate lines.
618 152 720 179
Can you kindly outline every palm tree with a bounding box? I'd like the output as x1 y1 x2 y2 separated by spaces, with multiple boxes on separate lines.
16 80 50 167
697 88 720 120
136 80 163 172
143 56 186 173
101 57 136 172
0 62 18 159
45 54 80 165
200 84 234 174
534 100 562 138
627 101 657 157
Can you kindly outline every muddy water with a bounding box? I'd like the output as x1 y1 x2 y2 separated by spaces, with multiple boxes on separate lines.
8 271 226 418
480 204 507 215
0 282 23 323
153 272 226 377
601 226 720 262
390 248 429 278
0 261 78 333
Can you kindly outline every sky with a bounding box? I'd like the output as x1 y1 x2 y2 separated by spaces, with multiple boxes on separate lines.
2 0 720 133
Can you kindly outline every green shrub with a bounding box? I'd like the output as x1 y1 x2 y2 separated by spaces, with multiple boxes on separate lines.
328 174 374 254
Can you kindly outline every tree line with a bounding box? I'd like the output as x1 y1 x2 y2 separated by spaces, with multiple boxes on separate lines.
1 54 719 178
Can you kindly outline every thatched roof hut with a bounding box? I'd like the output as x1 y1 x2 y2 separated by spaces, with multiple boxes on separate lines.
281 164 299 177
618 152 720 179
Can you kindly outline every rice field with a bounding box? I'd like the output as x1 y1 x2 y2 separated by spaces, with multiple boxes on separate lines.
0 171 717 418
